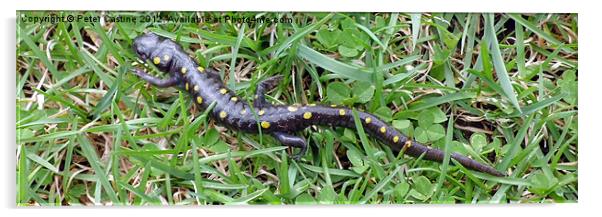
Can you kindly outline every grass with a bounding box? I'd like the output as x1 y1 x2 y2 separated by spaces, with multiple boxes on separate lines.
16 12 578 205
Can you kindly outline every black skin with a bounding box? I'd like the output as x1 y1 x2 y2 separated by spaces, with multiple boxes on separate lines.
132 33 506 177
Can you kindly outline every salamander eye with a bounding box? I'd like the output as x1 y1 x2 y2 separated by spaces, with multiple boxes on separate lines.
135 48 147 60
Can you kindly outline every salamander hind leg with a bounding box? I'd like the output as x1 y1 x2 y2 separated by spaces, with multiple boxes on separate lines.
272 131 307 160
253 75 284 108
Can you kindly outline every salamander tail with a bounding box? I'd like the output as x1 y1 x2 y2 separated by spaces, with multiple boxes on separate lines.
398 140 506 177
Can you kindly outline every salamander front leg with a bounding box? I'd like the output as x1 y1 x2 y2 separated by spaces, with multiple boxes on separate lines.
132 68 179 87
253 75 283 108
272 131 307 160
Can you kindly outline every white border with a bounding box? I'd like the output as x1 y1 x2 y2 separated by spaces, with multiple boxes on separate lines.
11 0 581 12
3 1 596 217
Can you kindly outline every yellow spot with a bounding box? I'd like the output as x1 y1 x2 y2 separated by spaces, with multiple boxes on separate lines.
163 55 170 61
288 106 298 112
365 117 372 124
185 83 189 90
219 111 227 119
153 56 161 64
261 121 271 129
197 66 205 72
393 136 399 143
258 109 265 116
231 97 238 102
181 67 187 74
339 109 346 116
405 140 413 148
240 109 247 115
219 88 228 94
196 96 203 104
308 103 316 107
330 104 337 107
254 95 259 99
380 126 387 133
194 85 199 91
303 112 312 119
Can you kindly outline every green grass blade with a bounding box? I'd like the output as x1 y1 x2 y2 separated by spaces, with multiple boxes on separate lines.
485 14 522 114
26 152 59 174
434 109 454 198
354 23 386 50
378 55 420 72
77 134 120 204
300 163 361 178
18 23 61 76
228 24 246 89
510 94 564 117
297 44 372 82
118 181 161 205
507 14 574 53
514 18 527 77
498 114 535 171
408 91 476 112
197 146 288 164
227 188 268 205
359 166 400 204
17 146 29 205
274 13 334 57
410 13 421 51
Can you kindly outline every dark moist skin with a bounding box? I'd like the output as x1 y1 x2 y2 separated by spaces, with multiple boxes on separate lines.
132 33 505 177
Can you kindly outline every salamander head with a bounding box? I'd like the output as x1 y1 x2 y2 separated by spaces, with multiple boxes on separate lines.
133 33 162 61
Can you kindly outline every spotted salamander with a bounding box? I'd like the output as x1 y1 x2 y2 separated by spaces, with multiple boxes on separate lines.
132 33 505 177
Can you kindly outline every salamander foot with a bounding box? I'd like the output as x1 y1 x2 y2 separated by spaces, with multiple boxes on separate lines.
272 131 307 160
132 68 179 87
254 75 284 108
